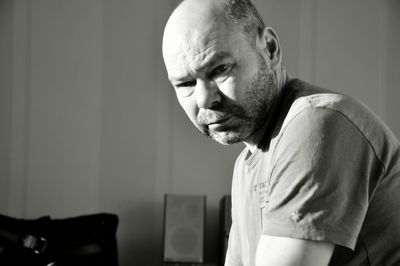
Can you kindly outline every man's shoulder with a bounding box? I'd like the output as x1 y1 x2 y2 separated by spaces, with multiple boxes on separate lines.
284 79 368 127
282 79 400 170
287 79 354 113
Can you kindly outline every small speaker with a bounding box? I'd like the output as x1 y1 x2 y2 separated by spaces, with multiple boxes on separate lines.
220 195 232 266
163 194 206 264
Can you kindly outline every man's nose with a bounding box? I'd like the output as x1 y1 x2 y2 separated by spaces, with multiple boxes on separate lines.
195 80 221 109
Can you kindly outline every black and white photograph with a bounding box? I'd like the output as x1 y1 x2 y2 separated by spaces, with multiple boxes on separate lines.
1 1 399 265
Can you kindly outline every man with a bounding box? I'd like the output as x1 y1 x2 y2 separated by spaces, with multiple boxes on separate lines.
162 0 400 265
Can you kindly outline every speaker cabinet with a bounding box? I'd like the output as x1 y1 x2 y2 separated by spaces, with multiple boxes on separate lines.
220 195 232 266
163 194 206 264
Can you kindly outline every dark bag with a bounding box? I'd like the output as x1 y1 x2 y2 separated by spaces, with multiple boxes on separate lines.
0 213 118 266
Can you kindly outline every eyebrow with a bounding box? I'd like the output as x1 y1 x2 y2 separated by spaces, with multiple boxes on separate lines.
169 51 232 82
197 51 232 72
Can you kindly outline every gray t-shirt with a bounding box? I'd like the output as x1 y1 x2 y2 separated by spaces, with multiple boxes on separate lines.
225 79 400 266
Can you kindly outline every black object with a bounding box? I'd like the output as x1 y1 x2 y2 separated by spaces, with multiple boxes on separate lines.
0 213 119 266
163 194 206 264
163 264 216 266
220 195 231 266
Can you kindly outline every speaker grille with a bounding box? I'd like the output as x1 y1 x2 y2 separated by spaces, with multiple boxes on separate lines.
163 194 205 263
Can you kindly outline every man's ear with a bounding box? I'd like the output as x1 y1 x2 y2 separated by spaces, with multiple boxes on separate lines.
257 27 282 69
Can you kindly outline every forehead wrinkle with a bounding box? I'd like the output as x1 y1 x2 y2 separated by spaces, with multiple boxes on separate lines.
184 33 234 70
179 15 234 67
186 44 217 72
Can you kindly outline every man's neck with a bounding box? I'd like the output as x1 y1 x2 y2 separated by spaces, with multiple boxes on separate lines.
244 67 292 153
277 66 291 92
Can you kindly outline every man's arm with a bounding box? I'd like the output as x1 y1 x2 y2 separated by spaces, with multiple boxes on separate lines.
224 222 243 266
255 235 334 266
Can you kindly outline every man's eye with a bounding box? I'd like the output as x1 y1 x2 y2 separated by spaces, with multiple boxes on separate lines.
176 80 196 88
211 64 232 77
175 81 195 97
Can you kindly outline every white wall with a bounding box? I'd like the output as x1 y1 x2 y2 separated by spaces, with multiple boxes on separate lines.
26 0 102 216
0 1 399 266
100 1 159 264
0 0 13 213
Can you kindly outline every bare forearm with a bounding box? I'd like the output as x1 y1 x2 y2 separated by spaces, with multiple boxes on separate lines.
255 235 334 266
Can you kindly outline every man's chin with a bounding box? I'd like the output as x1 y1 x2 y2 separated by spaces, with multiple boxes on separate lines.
209 131 245 145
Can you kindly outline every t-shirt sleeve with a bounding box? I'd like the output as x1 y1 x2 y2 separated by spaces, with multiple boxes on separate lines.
262 106 383 250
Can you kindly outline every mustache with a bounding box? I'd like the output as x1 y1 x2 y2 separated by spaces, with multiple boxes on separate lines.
197 103 246 125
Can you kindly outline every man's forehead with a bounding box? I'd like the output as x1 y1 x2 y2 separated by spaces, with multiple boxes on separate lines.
168 25 230 59
163 7 238 78
168 49 233 81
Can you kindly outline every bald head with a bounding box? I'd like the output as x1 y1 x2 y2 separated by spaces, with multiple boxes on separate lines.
163 0 265 51
163 0 227 50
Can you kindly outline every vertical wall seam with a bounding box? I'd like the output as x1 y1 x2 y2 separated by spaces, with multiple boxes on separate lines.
378 0 388 121
154 0 177 261
9 0 30 218
95 0 103 213
22 0 32 218
310 0 317 84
